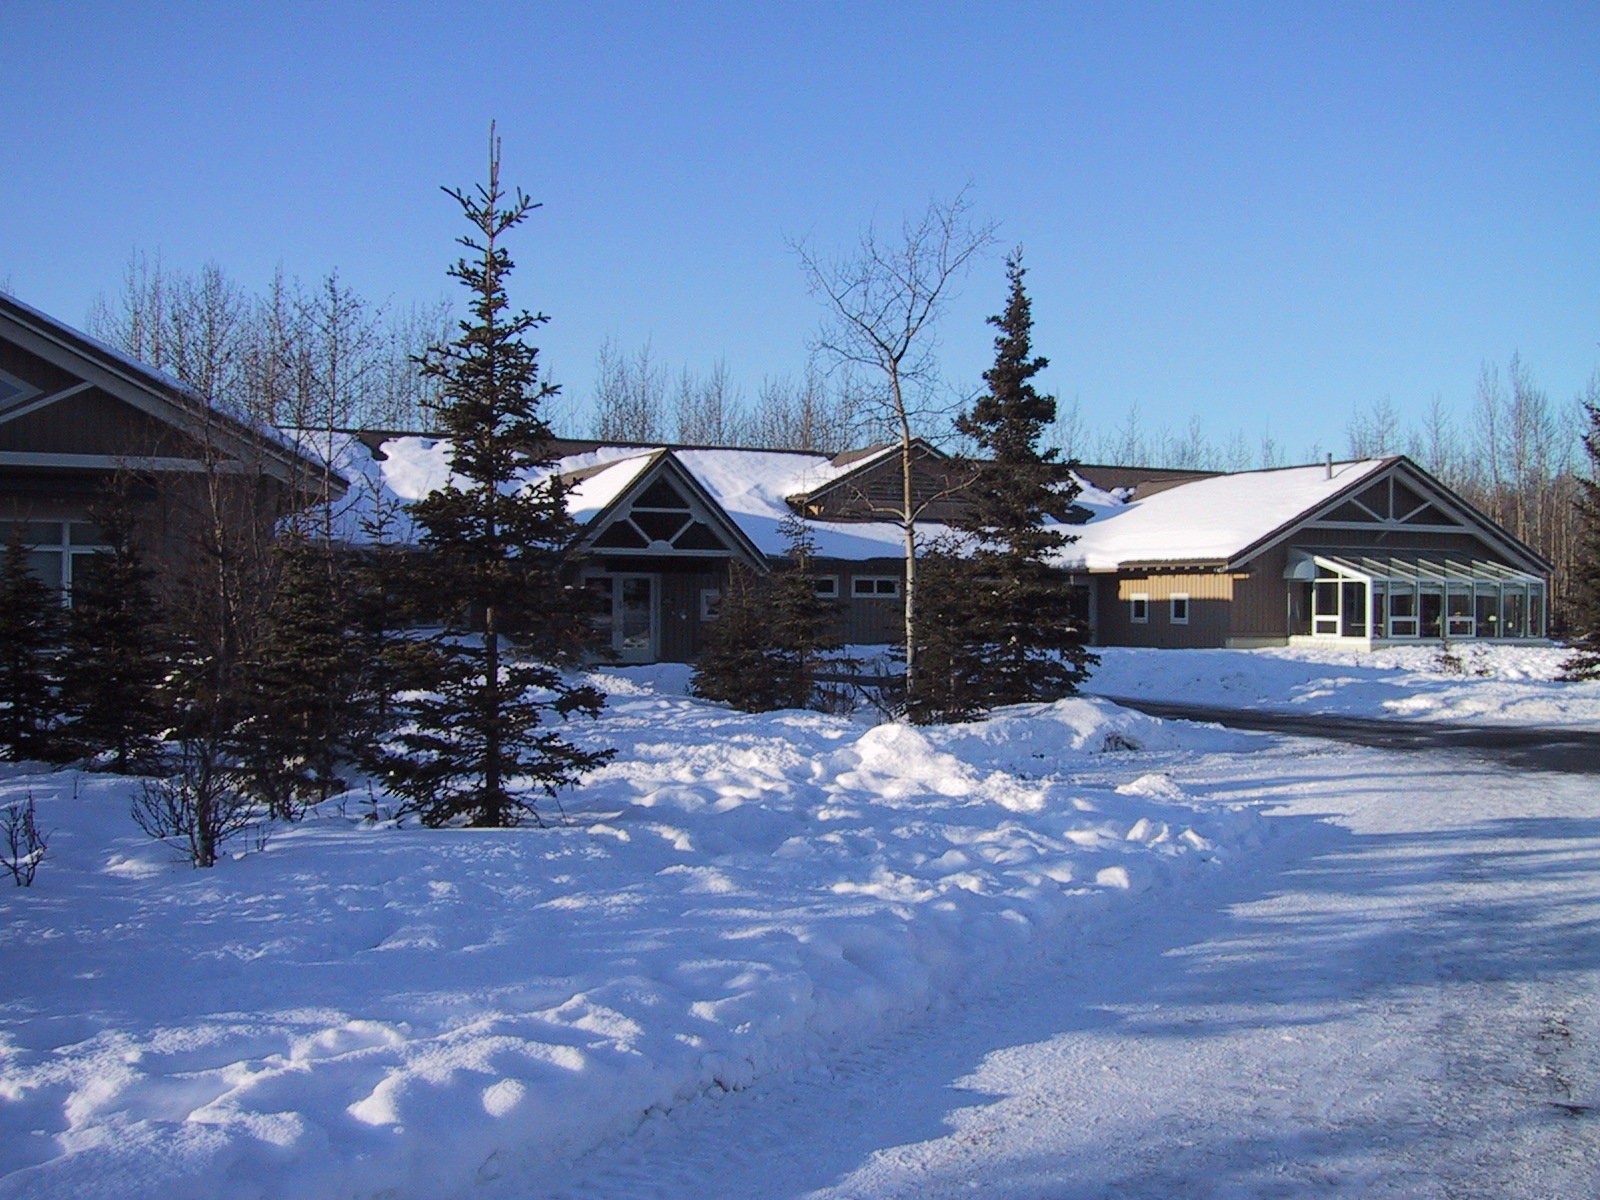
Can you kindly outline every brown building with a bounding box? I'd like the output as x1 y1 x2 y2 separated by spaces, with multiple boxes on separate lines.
0 293 340 597
3 295 1547 657
338 434 1551 661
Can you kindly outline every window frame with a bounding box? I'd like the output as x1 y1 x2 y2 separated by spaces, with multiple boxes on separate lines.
698 588 721 621
1129 592 1149 624
812 575 840 599
1169 592 1190 625
9 519 111 604
851 575 901 599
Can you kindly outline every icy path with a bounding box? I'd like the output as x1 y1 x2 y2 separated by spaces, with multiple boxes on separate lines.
541 742 1600 1198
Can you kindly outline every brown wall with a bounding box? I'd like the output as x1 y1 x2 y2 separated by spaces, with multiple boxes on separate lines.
0 390 204 457
1093 571 1236 648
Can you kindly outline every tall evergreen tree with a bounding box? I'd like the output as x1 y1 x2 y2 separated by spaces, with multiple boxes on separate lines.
1560 399 1600 680
0 534 67 761
910 251 1095 722
59 491 170 771
373 129 610 827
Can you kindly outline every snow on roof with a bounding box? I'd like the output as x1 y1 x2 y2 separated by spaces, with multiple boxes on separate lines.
1061 459 1391 569
566 453 657 520
327 434 1386 568
673 448 926 557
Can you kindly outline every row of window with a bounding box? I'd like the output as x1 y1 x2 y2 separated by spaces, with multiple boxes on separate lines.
698 574 905 621
1311 577 1546 640
1127 593 1189 626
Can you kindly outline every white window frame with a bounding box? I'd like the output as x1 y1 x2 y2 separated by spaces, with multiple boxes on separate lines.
812 575 840 599
10 519 111 604
1169 593 1190 625
699 588 721 621
851 575 901 598
1129 592 1149 624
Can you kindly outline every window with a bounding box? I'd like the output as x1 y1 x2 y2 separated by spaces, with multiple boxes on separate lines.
812 575 839 598
7 520 110 603
1341 581 1367 638
1446 586 1474 638
1388 585 1418 637
699 589 721 621
1129 593 1149 624
1169 593 1189 624
852 576 900 598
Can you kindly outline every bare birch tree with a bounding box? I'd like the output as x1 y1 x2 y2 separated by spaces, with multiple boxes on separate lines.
793 192 997 697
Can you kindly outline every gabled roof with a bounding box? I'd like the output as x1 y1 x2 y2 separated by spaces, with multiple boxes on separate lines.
0 293 341 491
1062 455 1548 574
789 437 950 511
571 450 770 566
332 435 951 559
1061 458 1390 569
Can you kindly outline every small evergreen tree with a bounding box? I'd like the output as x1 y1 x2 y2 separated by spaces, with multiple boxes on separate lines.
904 541 991 724
59 491 170 771
346 491 432 777
910 250 1095 722
373 129 610 827
237 530 361 816
1561 398 1600 680
0 534 67 761
692 517 836 712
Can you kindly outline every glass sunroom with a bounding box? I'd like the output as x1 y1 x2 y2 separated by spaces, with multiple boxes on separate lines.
1287 552 1547 644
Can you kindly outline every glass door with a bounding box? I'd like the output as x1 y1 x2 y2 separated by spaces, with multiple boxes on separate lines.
614 574 658 662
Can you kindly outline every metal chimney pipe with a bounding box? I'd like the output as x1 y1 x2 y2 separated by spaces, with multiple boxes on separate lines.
1325 452 1333 479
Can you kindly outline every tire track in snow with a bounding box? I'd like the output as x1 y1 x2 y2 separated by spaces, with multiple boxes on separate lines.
532 745 1600 1199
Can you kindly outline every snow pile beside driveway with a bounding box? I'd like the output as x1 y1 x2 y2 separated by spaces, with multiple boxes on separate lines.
1088 644 1600 728
0 680 1260 1200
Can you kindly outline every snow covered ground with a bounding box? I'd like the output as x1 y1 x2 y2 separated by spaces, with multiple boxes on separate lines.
0 672 1260 1200
1088 643 1600 729
2 652 1594 1199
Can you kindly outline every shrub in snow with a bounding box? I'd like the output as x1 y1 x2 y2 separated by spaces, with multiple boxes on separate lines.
57 487 171 773
0 790 47 886
133 737 260 868
1561 395 1600 681
0 532 68 763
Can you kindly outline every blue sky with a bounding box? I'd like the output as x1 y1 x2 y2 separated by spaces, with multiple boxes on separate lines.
3 2 1597 455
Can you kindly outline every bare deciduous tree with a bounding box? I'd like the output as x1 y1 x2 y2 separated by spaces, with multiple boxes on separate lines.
793 191 997 695
591 338 668 441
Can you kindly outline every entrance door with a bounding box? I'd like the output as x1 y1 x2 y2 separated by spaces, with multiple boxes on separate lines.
585 573 660 662
615 574 657 662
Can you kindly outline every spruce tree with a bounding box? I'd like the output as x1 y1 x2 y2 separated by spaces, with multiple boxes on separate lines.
59 491 170 771
238 530 361 815
373 129 610 827
1561 399 1600 680
910 251 1094 722
692 517 836 712
0 533 67 762
691 563 784 710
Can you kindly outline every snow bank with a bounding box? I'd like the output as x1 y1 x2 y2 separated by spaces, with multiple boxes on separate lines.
1088 644 1600 729
0 683 1262 1200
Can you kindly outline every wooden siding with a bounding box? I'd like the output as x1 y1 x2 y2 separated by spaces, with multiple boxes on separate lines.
1231 545 1291 639
0 338 79 397
832 557 906 644
802 451 970 522
1093 571 1236 648
0 389 204 457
